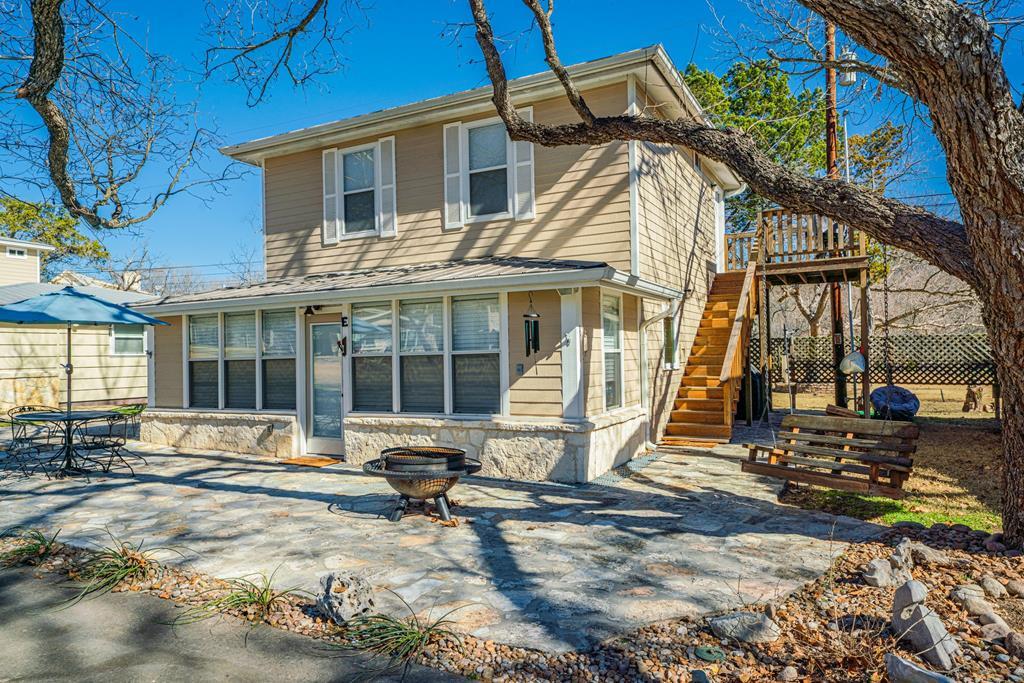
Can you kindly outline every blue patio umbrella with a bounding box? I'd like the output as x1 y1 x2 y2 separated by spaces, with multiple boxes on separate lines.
0 286 168 413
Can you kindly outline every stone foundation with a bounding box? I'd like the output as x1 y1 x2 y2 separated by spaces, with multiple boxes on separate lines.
140 407 648 483
141 410 298 458
344 406 648 483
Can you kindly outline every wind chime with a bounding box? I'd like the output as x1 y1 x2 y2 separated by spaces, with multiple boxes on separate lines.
523 292 541 356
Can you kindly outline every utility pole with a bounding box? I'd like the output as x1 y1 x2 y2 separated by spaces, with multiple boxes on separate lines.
826 21 848 408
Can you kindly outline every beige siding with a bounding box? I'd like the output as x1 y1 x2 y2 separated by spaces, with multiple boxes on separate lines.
580 287 603 416
634 79 718 441
0 324 147 411
623 294 641 407
153 316 183 408
0 248 41 285
263 83 631 278
507 290 561 417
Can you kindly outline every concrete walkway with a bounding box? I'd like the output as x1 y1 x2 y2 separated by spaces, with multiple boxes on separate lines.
0 567 449 682
0 442 878 652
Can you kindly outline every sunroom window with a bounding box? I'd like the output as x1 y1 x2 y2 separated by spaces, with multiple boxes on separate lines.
188 314 219 409
351 302 393 411
261 310 296 410
602 294 623 410
466 122 509 218
224 312 256 409
398 299 444 413
451 294 500 414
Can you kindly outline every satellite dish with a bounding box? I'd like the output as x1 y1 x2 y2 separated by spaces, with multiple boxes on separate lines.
839 350 866 375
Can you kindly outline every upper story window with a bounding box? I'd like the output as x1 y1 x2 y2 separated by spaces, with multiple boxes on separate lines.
443 111 535 230
6 247 27 258
323 137 396 244
466 122 510 219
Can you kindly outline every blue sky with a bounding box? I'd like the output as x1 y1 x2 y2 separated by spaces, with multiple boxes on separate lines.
38 0 1023 282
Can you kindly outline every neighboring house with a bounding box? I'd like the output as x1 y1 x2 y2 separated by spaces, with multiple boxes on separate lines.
1 236 54 286
0 239 153 411
136 46 745 483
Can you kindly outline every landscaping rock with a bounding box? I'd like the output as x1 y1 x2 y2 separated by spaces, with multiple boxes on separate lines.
315 572 375 625
897 538 951 566
708 611 781 644
884 653 955 683
1006 580 1024 598
980 575 1009 599
962 596 995 617
863 556 913 587
1006 632 1024 659
978 611 1009 629
892 580 959 671
777 665 799 681
950 584 985 605
981 622 1012 641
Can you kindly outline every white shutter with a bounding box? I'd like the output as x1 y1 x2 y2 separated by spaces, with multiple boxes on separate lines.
513 107 535 220
377 136 398 238
322 149 339 244
443 122 464 230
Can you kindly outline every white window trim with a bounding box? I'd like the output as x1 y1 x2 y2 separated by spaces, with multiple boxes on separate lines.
460 116 515 224
6 247 27 258
324 140 394 243
601 290 625 412
109 324 147 357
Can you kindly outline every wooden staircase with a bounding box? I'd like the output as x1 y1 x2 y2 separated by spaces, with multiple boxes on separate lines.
662 265 757 446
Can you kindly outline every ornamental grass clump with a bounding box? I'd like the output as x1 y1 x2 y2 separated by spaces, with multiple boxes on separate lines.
338 592 464 677
63 532 175 608
174 568 307 624
0 527 61 567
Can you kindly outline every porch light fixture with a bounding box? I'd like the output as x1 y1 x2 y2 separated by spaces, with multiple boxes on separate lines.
303 305 321 316
523 292 541 357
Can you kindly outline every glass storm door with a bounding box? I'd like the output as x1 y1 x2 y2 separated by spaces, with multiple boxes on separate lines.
307 322 344 455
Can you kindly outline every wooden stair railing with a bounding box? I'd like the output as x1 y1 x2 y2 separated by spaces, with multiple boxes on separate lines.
718 254 758 430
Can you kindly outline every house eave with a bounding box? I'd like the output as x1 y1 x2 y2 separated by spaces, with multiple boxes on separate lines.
134 268 681 316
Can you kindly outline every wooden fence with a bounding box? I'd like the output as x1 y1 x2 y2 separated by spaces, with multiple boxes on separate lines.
754 333 996 385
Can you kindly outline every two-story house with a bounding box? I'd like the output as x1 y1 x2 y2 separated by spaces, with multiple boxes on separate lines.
0 236 152 411
136 46 744 483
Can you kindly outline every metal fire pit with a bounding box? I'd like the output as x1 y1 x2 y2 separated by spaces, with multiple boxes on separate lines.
362 447 481 522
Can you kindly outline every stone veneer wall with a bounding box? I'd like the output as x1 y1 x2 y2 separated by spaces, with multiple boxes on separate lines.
344 406 648 483
141 410 298 458
140 407 648 483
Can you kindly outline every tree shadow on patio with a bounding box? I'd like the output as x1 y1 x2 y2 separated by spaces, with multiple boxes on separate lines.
0 446 884 653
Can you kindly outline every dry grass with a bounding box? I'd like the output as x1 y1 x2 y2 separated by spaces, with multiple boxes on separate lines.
776 384 1003 531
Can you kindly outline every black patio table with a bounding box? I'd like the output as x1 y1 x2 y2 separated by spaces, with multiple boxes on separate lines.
14 410 118 478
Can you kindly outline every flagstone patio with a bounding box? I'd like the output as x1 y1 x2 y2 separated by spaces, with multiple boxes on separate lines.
0 441 878 652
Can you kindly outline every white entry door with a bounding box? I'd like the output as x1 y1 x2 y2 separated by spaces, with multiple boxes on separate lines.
306 321 344 455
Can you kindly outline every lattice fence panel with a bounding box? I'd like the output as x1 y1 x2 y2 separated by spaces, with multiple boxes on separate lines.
750 334 996 385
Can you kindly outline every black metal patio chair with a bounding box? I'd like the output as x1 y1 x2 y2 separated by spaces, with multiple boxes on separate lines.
7 405 61 453
75 413 143 475
0 416 49 480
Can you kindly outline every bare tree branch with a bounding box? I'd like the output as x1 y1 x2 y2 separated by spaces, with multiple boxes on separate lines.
467 0 978 288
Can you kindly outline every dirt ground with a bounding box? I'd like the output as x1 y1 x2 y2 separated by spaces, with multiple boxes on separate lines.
774 384 1003 531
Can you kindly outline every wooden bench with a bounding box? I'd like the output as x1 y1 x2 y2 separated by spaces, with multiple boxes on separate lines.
741 414 920 499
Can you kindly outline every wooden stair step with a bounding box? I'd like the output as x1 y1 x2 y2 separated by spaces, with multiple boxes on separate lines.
665 422 733 440
674 397 725 411
661 435 727 447
684 365 724 378
677 386 724 400
681 376 722 388
670 409 725 424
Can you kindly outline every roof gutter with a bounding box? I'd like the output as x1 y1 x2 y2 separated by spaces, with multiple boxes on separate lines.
135 267 682 315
